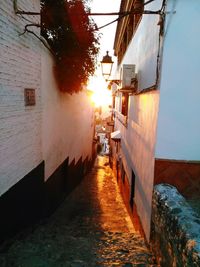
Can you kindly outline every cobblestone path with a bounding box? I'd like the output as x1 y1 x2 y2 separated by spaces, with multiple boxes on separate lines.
0 156 157 267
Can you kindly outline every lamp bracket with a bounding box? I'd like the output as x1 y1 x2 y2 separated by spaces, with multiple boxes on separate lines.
106 80 121 86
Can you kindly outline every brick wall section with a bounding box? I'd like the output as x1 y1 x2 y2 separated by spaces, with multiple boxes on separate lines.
151 184 200 266
154 159 200 198
0 0 42 196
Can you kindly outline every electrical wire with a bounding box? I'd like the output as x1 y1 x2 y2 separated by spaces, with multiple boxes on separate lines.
93 0 158 31
164 0 177 37
23 26 55 56
97 14 127 31
19 14 38 24
144 0 156 6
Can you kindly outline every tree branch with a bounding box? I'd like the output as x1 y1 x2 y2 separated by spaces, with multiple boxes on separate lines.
19 24 55 57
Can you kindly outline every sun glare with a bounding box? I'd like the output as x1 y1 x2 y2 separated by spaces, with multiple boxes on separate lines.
91 89 111 107
88 77 112 107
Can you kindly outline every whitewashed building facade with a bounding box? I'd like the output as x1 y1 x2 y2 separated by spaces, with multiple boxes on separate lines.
111 0 200 240
0 0 95 242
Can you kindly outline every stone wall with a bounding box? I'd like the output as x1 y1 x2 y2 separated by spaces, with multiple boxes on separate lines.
151 184 200 267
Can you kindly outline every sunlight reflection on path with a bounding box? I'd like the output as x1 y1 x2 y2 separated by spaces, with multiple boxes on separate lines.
95 156 136 233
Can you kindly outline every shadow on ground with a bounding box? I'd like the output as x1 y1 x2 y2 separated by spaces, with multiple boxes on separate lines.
0 156 157 267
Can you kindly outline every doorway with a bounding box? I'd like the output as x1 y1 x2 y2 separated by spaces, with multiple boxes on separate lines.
130 170 136 209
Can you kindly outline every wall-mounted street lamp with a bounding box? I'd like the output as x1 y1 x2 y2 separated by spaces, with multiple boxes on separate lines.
100 51 121 90
100 51 113 81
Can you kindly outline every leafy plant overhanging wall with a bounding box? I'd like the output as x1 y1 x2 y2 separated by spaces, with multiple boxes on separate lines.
14 0 100 93
41 0 100 93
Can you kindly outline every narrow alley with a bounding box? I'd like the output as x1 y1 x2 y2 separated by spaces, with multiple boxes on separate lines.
0 156 157 267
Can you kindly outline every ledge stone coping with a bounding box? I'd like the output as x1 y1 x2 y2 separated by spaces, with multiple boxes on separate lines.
152 183 200 266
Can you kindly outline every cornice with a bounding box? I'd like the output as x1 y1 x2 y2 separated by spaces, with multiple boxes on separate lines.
113 0 134 56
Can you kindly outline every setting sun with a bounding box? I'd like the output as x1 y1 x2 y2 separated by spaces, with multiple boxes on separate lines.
91 89 112 107
88 76 112 107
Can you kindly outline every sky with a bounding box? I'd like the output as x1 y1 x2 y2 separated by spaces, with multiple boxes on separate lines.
87 0 121 95
89 0 121 63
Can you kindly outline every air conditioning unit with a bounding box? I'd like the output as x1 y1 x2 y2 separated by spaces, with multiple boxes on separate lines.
120 64 136 88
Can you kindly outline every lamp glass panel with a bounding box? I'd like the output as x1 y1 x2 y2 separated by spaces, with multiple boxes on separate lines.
101 63 112 76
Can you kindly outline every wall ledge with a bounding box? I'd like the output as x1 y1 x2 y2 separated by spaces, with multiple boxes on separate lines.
151 183 200 266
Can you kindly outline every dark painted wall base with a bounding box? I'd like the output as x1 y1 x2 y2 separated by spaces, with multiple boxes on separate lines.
44 156 91 216
0 156 94 245
0 161 45 244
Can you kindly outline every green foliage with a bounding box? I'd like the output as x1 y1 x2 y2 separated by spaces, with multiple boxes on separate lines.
41 0 100 93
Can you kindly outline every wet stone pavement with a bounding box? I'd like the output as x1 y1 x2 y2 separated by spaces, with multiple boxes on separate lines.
0 156 157 267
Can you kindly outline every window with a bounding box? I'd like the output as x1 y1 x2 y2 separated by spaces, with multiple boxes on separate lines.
121 164 125 183
112 95 115 110
121 93 129 116
130 170 136 209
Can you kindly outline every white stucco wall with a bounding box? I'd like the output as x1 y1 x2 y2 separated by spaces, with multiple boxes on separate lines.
41 50 95 180
156 0 200 161
118 0 163 90
0 0 95 195
115 1 161 239
115 92 159 240
0 0 42 196
113 0 162 239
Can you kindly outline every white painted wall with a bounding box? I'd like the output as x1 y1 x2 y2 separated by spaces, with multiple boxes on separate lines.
113 0 162 239
156 0 200 160
41 50 95 180
0 0 95 196
118 0 163 90
0 0 42 196
115 92 159 240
